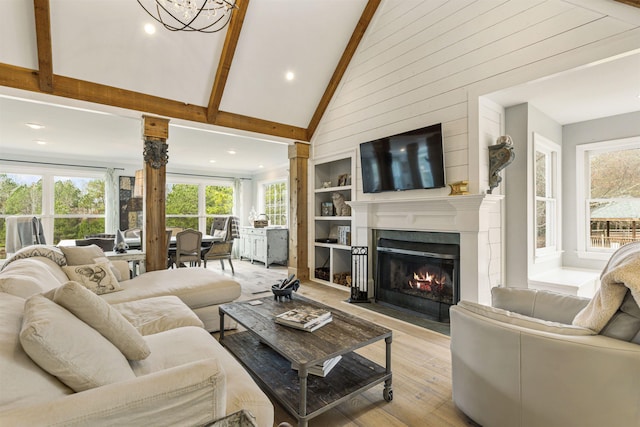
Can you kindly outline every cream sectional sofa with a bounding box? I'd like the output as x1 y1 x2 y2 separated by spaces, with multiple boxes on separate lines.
0 245 274 426
0 245 241 332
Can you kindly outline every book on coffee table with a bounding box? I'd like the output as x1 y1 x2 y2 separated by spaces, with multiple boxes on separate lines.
291 355 342 377
275 308 332 331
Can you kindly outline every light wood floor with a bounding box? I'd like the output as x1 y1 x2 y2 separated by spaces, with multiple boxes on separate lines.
221 262 479 427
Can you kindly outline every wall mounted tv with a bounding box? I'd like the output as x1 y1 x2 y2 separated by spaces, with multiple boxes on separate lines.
359 123 445 193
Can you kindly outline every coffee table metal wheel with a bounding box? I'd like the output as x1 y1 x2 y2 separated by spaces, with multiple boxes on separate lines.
384 386 393 402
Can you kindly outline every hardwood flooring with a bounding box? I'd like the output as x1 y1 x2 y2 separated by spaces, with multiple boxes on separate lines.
218 261 479 427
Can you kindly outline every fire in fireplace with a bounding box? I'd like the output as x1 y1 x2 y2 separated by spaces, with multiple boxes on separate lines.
375 236 459 322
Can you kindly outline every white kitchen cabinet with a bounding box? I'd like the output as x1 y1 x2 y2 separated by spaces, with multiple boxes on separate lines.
239 227 288 268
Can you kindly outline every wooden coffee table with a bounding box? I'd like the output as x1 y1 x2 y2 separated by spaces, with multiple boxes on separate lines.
219 295 392 427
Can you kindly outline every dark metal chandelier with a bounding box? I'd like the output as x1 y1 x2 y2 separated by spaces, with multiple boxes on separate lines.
137 0 238 33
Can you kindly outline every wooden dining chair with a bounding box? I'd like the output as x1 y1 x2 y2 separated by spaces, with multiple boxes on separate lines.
174 228 202 268
201 217 235 274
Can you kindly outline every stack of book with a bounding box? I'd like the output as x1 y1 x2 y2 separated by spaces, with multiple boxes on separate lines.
292 355 342 377
274 307 332 332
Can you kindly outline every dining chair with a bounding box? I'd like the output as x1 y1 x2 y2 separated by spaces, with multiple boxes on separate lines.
201 217 235 274
174 228 202 268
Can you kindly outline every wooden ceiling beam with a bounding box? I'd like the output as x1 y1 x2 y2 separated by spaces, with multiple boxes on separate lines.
33 0 54 93
614 0 640 8
306 0 381 140
206 0 249 123
214 110 307 141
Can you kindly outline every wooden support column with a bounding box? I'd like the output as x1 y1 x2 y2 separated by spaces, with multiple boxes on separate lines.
288 142 310 280
142 116 169 272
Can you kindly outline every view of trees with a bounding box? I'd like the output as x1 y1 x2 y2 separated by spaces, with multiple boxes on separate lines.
1 175 235 258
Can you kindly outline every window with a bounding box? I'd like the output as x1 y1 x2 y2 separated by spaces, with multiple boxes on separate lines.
534 133 561 258
166 179 234 234
577 137 640 257
262 181 287 226
0 170 106 258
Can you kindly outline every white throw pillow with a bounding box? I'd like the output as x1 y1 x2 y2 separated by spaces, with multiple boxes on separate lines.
62 262 121 295
19 295 136 392
53 281 150 360
92 256 122 281
60 244 105 266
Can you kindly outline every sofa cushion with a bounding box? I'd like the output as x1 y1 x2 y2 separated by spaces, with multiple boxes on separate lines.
600 290 640 344
0 293 71 409
491 286 590 324
93 256 123 281
101 268 241 309
60 244 105 266
458 301 596 336
62 262 122 295
0 245 66 272
53 281 150 360
19 294 136 392
112 296 204 335
0 257 70 299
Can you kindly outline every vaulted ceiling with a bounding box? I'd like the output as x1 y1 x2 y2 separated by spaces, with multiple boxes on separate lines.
0 0 378 173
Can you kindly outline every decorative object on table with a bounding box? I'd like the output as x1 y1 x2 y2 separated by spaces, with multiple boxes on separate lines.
337 173 348 186
331 192 351 216
253 213 269 228
349 246 369 303
321 201 334 216
322 181 332 188
113 229 129 253
248 207 257 224
136 0 238 34
448 180 470 196
488 135 515 194
275 306 332 331
271 273 300 301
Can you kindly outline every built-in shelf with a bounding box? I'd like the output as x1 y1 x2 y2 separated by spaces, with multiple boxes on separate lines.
313 152 355 288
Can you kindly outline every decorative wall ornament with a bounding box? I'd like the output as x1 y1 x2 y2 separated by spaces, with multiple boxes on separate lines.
143 139 169 169
448 180 470 196
488 135 515 194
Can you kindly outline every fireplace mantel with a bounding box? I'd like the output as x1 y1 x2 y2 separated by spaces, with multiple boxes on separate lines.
347 194 504 305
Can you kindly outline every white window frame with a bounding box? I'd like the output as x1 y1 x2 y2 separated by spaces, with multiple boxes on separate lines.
259 179 288 227
0 165 106 246
533 133 561 260
576 136 640 260
165 175 234 233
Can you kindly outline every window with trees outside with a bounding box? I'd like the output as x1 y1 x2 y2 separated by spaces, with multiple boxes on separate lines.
534 133 561 258
576 137 640 257
263 181 287 227
0 171 105 259
165 180 233 234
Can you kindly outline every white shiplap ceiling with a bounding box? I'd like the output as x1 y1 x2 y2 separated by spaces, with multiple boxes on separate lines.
1 0 639 175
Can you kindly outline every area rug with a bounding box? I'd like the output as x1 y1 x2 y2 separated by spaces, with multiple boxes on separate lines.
205 260 290 301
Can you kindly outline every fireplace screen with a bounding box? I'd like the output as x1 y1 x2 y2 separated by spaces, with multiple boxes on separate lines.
376 238 459 322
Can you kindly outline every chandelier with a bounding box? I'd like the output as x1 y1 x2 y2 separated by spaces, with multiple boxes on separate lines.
137 0 238 33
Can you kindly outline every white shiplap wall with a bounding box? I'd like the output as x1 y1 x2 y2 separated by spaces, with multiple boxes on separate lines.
311 0 640 201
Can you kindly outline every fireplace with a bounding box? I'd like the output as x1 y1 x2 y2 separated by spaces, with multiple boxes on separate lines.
374 231 460 322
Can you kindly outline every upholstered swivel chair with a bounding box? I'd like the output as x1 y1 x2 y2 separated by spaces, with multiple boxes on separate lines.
202 216 235 274
174 228 202 268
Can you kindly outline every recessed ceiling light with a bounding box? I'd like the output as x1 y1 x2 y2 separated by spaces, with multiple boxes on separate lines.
144 23 156 35
285 71 295 81
209 160 216 163
26 123 44 130
258 165 264 168
34 140 47 145
227 150 236 155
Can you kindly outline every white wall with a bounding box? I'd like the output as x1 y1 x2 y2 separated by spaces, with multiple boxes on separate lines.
309 0 640 286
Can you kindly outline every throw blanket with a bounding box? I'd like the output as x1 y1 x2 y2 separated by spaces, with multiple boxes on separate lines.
573 242 640 332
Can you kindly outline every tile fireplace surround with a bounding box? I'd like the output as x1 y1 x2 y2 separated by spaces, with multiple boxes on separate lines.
348 194 504 306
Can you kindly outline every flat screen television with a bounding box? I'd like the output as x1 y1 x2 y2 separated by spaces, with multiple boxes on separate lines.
359 123 445 193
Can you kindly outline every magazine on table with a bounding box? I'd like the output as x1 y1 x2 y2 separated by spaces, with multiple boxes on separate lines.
292 355 343 377
275 307 332 330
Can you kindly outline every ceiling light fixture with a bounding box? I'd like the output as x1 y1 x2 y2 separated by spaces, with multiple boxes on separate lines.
136 0 237 33
34 140 47 145
227 150 236 155
285 71 295 81
144 23 156 34
26 123 44 130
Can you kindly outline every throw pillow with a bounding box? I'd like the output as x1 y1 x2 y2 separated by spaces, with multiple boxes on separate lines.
213 229 227 239
60 244 105 266
92 256 122 282
53 281 150 360
19 294 135 392
62 262 121 295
